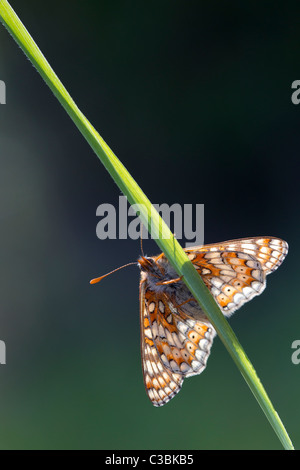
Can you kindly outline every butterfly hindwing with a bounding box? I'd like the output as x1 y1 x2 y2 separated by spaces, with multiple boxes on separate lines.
140 282 215 407
140 282 183 407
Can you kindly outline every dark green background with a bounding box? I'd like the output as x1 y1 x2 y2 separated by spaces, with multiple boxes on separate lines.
0 0 299 450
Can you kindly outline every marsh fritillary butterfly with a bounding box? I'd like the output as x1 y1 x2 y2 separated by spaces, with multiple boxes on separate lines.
91 237 288 407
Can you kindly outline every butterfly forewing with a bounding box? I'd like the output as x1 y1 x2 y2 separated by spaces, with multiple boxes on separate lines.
185 237 288 273
139 236 288 406
184 237 288 316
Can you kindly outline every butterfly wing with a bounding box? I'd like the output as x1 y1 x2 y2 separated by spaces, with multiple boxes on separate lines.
185 237 288 316
139 236 288 406
140 280 215 407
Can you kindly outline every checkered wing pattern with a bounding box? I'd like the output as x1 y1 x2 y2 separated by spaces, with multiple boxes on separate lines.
185 237 288 316
140 283 215 407
140 237 288 406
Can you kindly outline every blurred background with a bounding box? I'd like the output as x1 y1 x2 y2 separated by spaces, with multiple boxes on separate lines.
0 0 299 450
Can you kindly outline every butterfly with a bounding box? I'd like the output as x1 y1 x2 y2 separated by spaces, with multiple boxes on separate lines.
91 236 288 407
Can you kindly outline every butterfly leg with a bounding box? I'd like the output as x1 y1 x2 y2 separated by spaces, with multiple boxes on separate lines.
156 276 183 286
176 297 195 308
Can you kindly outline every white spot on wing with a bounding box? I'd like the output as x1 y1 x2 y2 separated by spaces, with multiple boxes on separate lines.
211 277 223 288
251 281 262 292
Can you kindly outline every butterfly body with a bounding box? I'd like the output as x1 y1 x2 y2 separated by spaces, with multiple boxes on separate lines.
138 237 288 407
139 255 204 319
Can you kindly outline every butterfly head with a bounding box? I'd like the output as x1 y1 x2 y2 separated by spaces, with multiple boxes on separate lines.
138 255 171 286
137 256 156 272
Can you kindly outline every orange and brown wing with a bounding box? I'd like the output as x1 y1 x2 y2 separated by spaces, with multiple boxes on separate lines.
140 281 215 407
185 237 288 316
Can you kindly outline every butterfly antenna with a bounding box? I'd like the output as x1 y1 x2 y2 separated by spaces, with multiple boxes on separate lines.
140 223 145 257
90 262 137 285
